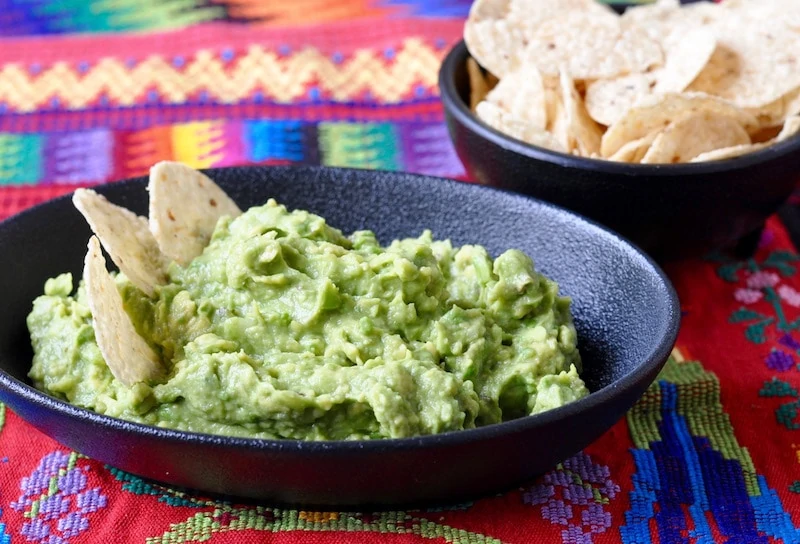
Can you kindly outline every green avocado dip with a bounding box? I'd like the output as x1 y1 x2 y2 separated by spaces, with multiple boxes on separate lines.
27 199 587 440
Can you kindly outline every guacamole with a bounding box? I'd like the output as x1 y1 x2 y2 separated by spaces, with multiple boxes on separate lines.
28 200 586 440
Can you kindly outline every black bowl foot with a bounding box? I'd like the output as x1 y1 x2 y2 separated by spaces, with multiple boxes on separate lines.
733 225 765 259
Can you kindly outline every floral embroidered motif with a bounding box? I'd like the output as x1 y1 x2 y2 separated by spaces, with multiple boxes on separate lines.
747 271 781 289
766 349 795 372
735 288 764 304
523 452 619 543
714 247 800 435
778 285 800 308
10 451 107 543
710 249 800 343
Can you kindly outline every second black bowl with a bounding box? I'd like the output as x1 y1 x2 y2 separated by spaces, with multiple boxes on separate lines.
439 40 800 260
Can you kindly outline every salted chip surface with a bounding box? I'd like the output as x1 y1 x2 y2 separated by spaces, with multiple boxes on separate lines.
485 65 547 130
73 189 167 297
149 161 242 267
585 73 654 127
601 92 758 157
640 110 751 164
560 71 602 156
519 11 662 80
608 131 659 163
721 0 800 28
687 18 800 108
692 114 800 162
464 0 660 79
507 0 613 25
84 236 161 387
476 101 565 153
652 27 716 94
584 28 715 127
621 0 718 43
464 0 517 77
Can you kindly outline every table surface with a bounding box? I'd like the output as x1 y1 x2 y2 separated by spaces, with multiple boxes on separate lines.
2 1 800 543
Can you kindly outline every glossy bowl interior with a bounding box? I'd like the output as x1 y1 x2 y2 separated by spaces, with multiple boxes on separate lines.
439 40 800 260
0 166 679 507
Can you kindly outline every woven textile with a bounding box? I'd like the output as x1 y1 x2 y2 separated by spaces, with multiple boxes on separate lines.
2 1 800 542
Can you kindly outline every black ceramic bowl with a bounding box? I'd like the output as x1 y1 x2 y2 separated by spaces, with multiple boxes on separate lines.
439 40 800 260
0 166 679 506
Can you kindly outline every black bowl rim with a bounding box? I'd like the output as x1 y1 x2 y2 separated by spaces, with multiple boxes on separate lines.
439 40 800 177
0 165 680 453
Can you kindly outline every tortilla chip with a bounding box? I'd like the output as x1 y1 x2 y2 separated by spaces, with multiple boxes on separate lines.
776 115 800 142
640 110 751 164
585 73 654 127
621 0 719 42
544 86 572 153
476 100 566 153
148 161 242 267
542 76 560 123
485 65 547 130
691 114 800 162
560 70 602 156
687 19 800 108
624 0 799 108
73 189 167 297
601 92 758 157
584 24 715 127
464 0 517 78
608 131 659 163
464 0 659 79
508 0 613 23
746 95 790 128
784 89 800 121
467 57 490 111
84 236 161 387
690 143 765 162
519 11 662 80
721 0 800 28
652 27 716 94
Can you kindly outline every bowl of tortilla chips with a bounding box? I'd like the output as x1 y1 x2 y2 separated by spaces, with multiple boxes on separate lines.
439 0 800 259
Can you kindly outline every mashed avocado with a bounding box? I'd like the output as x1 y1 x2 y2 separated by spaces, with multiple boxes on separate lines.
27 200 586 440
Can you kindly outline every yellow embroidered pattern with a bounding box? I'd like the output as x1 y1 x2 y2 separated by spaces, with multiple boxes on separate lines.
0 38 443 112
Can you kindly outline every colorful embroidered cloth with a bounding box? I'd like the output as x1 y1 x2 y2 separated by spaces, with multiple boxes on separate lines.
2 1 800 542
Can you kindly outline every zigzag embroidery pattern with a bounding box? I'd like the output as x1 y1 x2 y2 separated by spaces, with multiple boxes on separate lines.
0 38 443 112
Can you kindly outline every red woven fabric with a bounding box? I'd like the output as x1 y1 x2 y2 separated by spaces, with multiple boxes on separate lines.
2 1 800 542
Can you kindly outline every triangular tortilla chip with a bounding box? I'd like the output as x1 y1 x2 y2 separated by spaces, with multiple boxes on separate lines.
148 161 242 267
560 70 602 156
641 110 751 164
73 189 168 297
476 101 566 153
84 236 161 387
601 92 758 157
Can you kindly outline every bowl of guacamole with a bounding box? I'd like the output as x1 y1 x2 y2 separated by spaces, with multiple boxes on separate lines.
0 165 679 505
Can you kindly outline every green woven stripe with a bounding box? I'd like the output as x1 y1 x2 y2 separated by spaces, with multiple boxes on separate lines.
0 135 43 185
318 123 400 170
